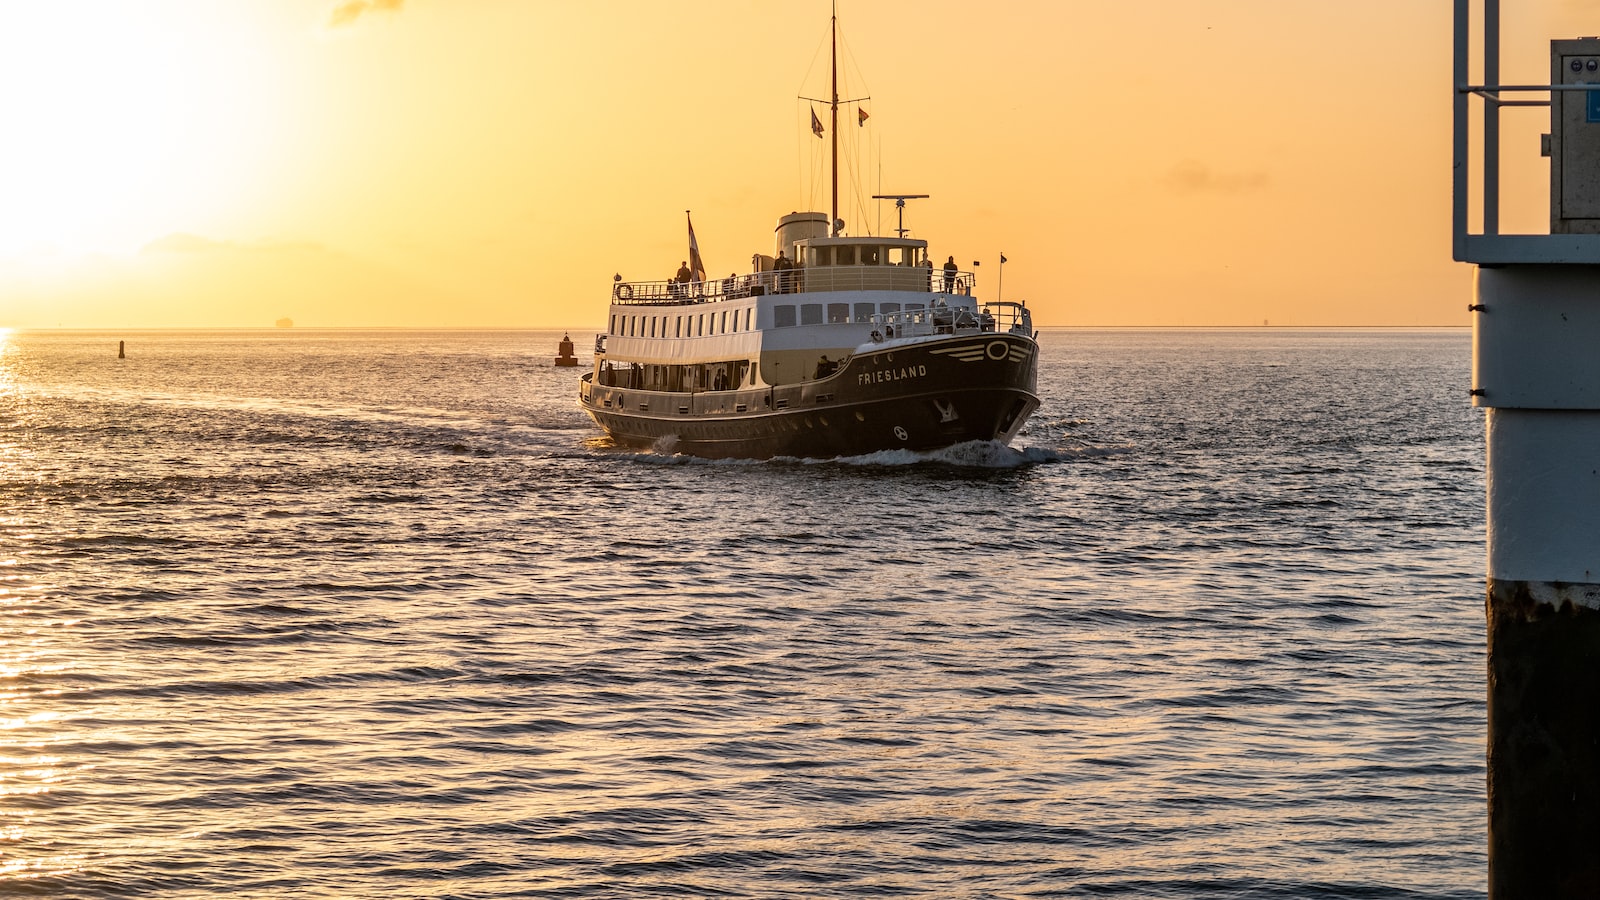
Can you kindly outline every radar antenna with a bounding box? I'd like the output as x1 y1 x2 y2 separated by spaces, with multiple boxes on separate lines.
871 194 930 238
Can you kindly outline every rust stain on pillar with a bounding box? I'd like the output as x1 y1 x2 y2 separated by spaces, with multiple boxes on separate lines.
1488 579 1600 898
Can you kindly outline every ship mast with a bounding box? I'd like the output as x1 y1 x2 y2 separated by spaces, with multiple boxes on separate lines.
807 1 866 236
829 1 839 235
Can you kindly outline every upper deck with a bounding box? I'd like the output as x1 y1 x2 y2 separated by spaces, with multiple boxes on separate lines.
611 268 975 306
610 212 974 306
614 260 975 308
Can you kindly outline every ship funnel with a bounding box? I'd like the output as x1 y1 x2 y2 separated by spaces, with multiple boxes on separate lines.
775 212 828 260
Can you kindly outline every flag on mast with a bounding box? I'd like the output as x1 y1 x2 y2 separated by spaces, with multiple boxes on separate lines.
687 211 706 283
810 107 824 138
858 108 869 127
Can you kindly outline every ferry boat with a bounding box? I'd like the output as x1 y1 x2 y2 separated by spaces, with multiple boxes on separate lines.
577 9 1039 460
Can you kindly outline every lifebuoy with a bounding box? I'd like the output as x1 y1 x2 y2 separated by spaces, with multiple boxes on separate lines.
615 283 634 301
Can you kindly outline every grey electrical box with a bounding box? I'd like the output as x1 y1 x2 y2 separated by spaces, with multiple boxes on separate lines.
1551 38 1600 233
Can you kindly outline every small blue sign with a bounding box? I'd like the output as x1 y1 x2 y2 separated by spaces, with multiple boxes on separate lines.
1588 85 1600 122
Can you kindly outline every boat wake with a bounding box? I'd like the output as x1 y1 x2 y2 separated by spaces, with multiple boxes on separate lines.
620 439 1091 469
822 440 1073 469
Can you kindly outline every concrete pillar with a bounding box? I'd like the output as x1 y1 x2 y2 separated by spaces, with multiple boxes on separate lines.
1476 264 1600 897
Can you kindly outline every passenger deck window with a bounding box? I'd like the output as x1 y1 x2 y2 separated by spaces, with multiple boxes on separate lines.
801 304 824 325
774 305 797 328
854 302 875 321
828 303 849 323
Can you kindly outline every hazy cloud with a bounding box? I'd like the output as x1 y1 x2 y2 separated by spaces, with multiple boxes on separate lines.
140 233 325 256
141 233 228 254
328 0 404 28
1164 160 1270 195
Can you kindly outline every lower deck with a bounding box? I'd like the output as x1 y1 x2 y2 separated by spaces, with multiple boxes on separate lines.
579 331 1039 459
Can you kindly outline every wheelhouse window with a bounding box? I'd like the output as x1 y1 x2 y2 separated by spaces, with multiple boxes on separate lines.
890 246 916 266
835 245 856 266
861 246 881 265
774 305 797 328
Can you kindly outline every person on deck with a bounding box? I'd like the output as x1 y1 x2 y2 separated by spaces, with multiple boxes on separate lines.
674 260 692 299
774 252 793 294
942 256 958 293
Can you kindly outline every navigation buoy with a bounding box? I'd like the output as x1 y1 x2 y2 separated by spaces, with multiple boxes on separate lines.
555 333 579 367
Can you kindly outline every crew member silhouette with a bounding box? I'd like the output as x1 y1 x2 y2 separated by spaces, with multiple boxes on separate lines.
774 251 793 293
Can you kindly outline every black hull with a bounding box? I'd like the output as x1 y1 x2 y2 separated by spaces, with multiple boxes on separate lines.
579 332 1039 460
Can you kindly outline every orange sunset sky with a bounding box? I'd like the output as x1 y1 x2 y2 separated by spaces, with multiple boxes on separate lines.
0 0 1592 329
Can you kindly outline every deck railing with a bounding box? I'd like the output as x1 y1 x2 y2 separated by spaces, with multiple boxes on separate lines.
867 299 1032 340
612 266 975 306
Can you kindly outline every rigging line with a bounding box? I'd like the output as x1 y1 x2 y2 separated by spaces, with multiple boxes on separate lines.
802 101 823 215
793 16 833 218
795 27 829 103
797 99 826 220
835 23 872 112
796 100 806 217
846 128 873 235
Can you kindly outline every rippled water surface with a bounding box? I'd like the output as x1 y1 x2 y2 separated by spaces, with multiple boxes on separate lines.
0 328 1485 898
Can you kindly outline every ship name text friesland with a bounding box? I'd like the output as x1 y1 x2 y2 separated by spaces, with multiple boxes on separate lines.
858 365 927 386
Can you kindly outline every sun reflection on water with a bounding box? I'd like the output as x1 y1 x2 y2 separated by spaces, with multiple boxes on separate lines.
0 328 20 491
0 328 76 886
0 328 13 391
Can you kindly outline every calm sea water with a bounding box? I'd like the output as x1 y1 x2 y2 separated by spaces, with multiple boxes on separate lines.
0 328 1485 898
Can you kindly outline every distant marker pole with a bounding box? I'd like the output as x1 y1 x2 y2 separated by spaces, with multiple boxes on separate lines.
118 340 125 359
